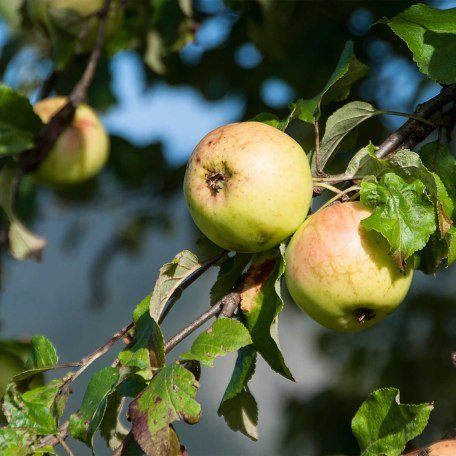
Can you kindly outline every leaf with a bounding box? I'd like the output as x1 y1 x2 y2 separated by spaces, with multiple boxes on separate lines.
129 364 201 455
69 366 120 447
119 313 165 377
145 30 166 75
240 250 294 381
0 165 46 261
24 335 58 370
291 41 368 123
388 149 453 236
210 253 252 305
99 392 129 450
308 101 378 173
360 173 436 268
150 250 219 321
180 319 252 367
447 226 456 266
250 112 289 131
0 84 43 155
0 428 34 456
352 387 433 456
3 379 65 434
218 346 258 441
379 4 456 83
133 293 152 324
220 346 257 403
419 141 456 203
345 143 388 178
218 389 258 441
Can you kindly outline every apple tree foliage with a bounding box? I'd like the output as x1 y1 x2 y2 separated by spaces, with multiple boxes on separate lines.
0 1 455 455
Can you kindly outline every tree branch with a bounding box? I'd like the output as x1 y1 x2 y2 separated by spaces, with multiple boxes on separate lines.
376 83 456 159
20 0 113 174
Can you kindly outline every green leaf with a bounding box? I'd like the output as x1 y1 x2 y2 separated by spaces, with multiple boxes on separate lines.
24 335 58 370
210 253 252 305
180 319 252 367
218 389 258 441
99 392 129 450
69 366 119 447
119 313 165 377
291 41 368 123
250 112 289 131
133 293 152 324
345 143 388 178
149 249 220 321
0 165 46 261
388 149 453 236
3 379 66 434
129 364 200 455
379 4 456 83
447 226 456 266
352 387 433 456
240 250 294 381
0 84 43 155
360 173 436 267
419 141 456 203
308 101 378 173
218 346 258 441
220 346 257 403
0 428 34 456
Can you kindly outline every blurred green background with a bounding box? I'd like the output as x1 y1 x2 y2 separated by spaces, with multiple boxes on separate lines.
0 0 455 454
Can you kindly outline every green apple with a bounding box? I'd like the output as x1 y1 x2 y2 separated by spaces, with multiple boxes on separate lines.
33 97 110 187
285 201 413 332
184 121 313 252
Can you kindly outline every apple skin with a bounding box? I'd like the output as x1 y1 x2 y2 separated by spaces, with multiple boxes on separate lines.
33 97 110 187
183 121 313 252
284 201 413 332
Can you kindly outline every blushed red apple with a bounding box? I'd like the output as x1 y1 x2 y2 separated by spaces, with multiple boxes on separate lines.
33 97 109 187
285 201 413 331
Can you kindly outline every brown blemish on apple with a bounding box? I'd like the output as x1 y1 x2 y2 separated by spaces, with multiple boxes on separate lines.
241 256 278 312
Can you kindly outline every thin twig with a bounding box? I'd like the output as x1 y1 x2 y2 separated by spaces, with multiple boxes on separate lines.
318 185 360 212
312 181 343 194
57 434 74 456
313 120 323 176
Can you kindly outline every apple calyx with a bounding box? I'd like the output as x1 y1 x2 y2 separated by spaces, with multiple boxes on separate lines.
206 171 225 193
356 308 376 324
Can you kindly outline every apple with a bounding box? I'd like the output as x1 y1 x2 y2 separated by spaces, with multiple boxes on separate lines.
284 201 413 332
183 121 313 252
27 0 121 53
33 97 110 187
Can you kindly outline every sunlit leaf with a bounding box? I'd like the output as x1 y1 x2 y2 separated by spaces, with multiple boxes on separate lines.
180 319 252 367
352 387 433 456
379 4 456 83
360 173 436 268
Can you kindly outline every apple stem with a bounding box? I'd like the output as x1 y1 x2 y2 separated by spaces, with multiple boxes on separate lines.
318 185 360 212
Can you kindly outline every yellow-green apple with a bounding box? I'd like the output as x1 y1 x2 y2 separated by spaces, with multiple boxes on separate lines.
285 201 413 331
184 121 313 252
33 97 110 187
0 351 23 400
27 0 121 53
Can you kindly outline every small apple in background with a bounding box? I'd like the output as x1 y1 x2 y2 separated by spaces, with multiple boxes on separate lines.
33 97 110 187
285 201 413 332
184 121 313 252
27 0 122 53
